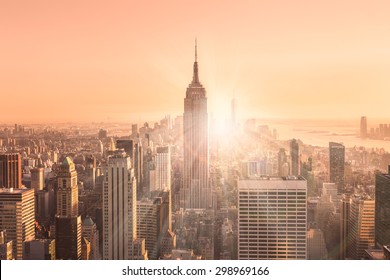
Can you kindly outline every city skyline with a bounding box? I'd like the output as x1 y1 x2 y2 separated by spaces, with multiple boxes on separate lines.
2 1 390 122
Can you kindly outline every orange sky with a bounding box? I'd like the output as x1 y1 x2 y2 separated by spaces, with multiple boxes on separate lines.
1 0 390 123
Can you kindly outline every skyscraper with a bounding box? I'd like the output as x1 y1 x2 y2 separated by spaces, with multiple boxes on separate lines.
238 177 307 259
31 167 44 192
0 188 35 260
329 142 345 194
360 116 368 138
290 139 299 176
182 41 210 209
375 167 390 247
349 195 375 259
103 153 138 260
56 157 78 217
0 153 22 189
155 146 171 191
55 157 81 260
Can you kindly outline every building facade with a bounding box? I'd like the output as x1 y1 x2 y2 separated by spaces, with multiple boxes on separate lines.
0 188 35 260
182 42 210 209
103 153 137 260
238 177 307 259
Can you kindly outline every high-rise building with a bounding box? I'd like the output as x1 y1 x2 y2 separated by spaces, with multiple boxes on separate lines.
103 153 138 260
360 116 368 138
238 177 307 259
55 215 82 259
340 195 351 259
56 157 78 217
278 148 289 177
375 167 390 247
137 198 159 260
55 157 81 260
349 195 375 259
182 41 210 209
23 239 55 260
307 228 328 260
290 139 299 176
0 188 35 260
0 230 13 260
0 153 22 189
82 216 100 260
154 146 171 191
31 167 44 191
329 142 345 194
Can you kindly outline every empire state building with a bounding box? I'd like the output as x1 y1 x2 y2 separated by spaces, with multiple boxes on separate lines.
182 42 210 209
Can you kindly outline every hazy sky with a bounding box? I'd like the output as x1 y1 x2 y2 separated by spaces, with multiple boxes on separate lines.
1 0 390 123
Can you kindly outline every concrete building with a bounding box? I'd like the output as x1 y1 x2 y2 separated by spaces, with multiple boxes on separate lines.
23 239 55 260
307 228 328 259
238 177 307 259
329 142 345 194
31 167 44 191
0 153 22 189
103 153 139 259
0 188 35 260
349 195 375 259
82 216 100 260
182 42 210 209
375 167 390 247
290 139 299 176
55 157 81 260
0 230 13 260
154 146 171 191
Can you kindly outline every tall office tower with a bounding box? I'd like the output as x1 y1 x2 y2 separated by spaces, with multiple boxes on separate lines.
137 190 172 259
375 166 390 247
182 41 210 209
0 153 22 188
152 189 172 235
56 157 78 217
137 198 159 259
290 139 299 176
340 195 351 259
307 228 328 260
0 230 13 260
85 155 96 189
31 167 44 191
55 157 81 260
238 177 307 259
82 216 100 260
349 195 375 259
23 239 56 260
55 215 82 259
278 148 289 176
134 140 143 198
329 142 345 194
360 116 368 138
103 153 138 260
0 188 35 260
155 146 171 191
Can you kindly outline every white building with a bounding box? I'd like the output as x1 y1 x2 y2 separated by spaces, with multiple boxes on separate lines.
154 146 171 191
103 153 137 260
238 177 307 259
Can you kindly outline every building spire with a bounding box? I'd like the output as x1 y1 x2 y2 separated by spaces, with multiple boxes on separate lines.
192 38 199 84
195 38 197 62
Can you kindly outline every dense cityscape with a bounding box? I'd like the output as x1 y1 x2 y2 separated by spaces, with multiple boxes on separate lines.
0 47 389 260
